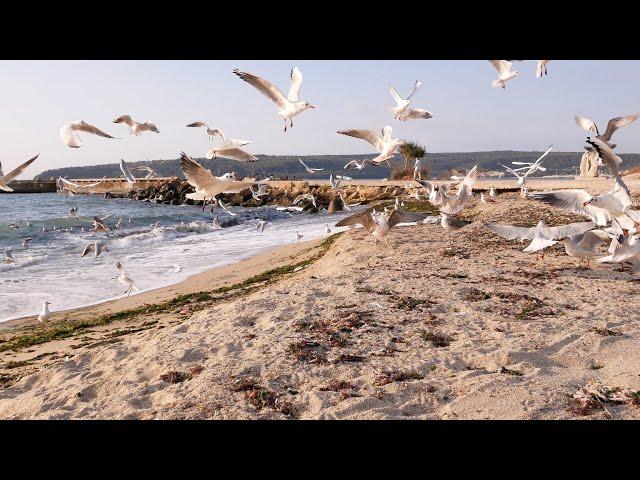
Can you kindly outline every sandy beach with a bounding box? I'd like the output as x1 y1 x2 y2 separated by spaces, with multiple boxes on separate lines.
2 178 640 419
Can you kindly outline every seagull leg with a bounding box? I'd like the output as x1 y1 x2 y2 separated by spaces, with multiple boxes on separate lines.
290 118 294 129
284 118 288 132
202 197 207 212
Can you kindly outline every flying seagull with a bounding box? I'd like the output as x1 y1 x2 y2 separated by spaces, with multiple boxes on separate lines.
233 66 315 131
186 122 224 140
336 207 426 242
206 139 257 163
120 159 137 184
344 158 372 171
388 80 433 121
81 241 110 258
113 115 159 135
60 121 115 148
58 177 106 195
0 154 39 192
337 126 403 165
485 220 596 253
299 158 324 173
499 145 553 187
489 60 520 89
575 114 640 149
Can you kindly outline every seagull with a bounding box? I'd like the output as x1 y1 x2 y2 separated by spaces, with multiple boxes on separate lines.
440 214 472 244
293 193 317 208
337 126 403 165
499 145 553 187
60 121 116 148
21 238 32 249
299 158 324 173
113 115 159 135
233 66 315 131
212 215 222 230
3 249 15 264
67 206 79 218
0 154 39 192
120 159 137 184
417 180 448 206
484 220 596 253
585 137 624 177
439 165 478 215
91 216 110 233
329 174 343 192
250 184 270 201
256 220 268 233
81 241 110 258
58 177 106 194
335 175 353 182
344 158 372 171
529 174 636 228
489 186 497 198
7 223 20 230
206 139 257 163
276 206 304 212
489 60 520 89
557 230 611 266
296 231 304 242
114 217 125 229
186 121 224 140
336 207 426 243
325 224 331 234
115 262 139 296
37 301 51 323
388 80 434 121
536 60 550 78
217 199 237 216
180 152 256 207
133 165 158 179
597 224 640 270
413 158 423 180
339 192 361 211
480 192 494 203
575 114 640 149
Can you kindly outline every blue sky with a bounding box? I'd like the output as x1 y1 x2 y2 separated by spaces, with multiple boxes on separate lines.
1 60 639 175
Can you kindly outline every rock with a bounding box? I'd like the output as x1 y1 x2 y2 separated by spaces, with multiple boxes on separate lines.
580 150 600 177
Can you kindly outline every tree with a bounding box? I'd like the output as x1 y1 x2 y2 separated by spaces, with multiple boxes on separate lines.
399 142 426 170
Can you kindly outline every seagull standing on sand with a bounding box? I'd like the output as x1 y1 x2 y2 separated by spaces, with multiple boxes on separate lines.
575 114 640 149
3 249 15 265
0 154 39 192
186 122 224 140
59 121 116 148
536 60 550 78
299 158 324 173
234 66 315 132
414 159 423 180
336 208 426 243
489 60 520 89
388 80 434 121
115 262 139 296
557 230 611 266
489 186 497 198
113 115 159 135
296 231 304 242
338 126 403 165
480 192 494 203
38 301 51 323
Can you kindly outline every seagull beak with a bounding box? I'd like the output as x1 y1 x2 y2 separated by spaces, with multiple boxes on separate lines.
308 104 316 109
583 200 591 206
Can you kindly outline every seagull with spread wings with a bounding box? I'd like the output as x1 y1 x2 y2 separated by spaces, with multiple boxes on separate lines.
336 207 426 243
234 66 315 131
337 126 403 165
499 146 553 187
489 60 520 89
438 165 478 215
485 220 596 254
205 138 257 163
113 115 159 135
120 159 137 184
59 121 115 148
557 230 611 265
0 154 39 192
343 158 372 171
58 177 107 195
388 80 434 121
575 114 640 149
299 158 323 173
81 241 110 258
536 60 550 78
186 121 224 141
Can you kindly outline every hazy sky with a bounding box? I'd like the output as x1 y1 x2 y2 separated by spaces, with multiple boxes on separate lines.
2 60 640 176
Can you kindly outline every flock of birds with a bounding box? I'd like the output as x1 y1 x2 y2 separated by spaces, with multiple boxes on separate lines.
2 60 640 324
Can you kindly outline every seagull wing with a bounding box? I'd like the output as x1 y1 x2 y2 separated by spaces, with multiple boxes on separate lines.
336 208 377 232
574 115 599 135
81 243 95 257
404 108 433 120
485 223 536 241
489 60 511 75
120 159 137 184
457 165 478 203
586 137 622 177
337 129 384 151
1 154 39 183
389 85 405 106
288 66 304 102
234 69 288 108
388 209 427 228
59 123 82 147
215 147 258 163
602 114 640 142
417 179 435 194
180 152 218 193
528 190 611 226
576 230 610 250
547 222 596 239
406 80 422 100
77 122 115 139
187 121 208 129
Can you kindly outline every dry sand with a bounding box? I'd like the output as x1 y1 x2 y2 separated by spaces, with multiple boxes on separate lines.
2 184 640 419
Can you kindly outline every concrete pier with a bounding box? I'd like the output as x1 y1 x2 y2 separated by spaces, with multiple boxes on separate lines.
0 180 57 193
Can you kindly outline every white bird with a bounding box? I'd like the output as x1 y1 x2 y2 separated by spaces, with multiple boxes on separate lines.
325 224 331 234
439 165 478 215
217 199 237 216
212 215 222 230
388 80 433 121
0 154 39 192
296 231 304 242
337 126 403 165
597 226 640 270
293 193 317 208
206 139 257 163
115 262 139 296
344 158 372 171
67 206 79 218
58 177 106 194
489 186 497 198
499 145 553 187
21 237 32 249
133 165 158 179
180 152 256 206
329 174 343 192
186 121 224 140
276 206 304 212
558 230 611 265
489 60 520 89
413 158 423 180
336 208 426 242
81 241 110 258
234 66 315 132
37 301 51 323
113 115 159 135
536 60 550 78
575 114 639 149
480 192 494 203
256 220 268 233
335 175 353 181
114 217 125 229
339 192 361 212
299 158 324 173
59 121 116 148
120 159 137 184
251 184 270 201
91 216 110 233
3 249 15 264
417 179 448 206
485 220 596 253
